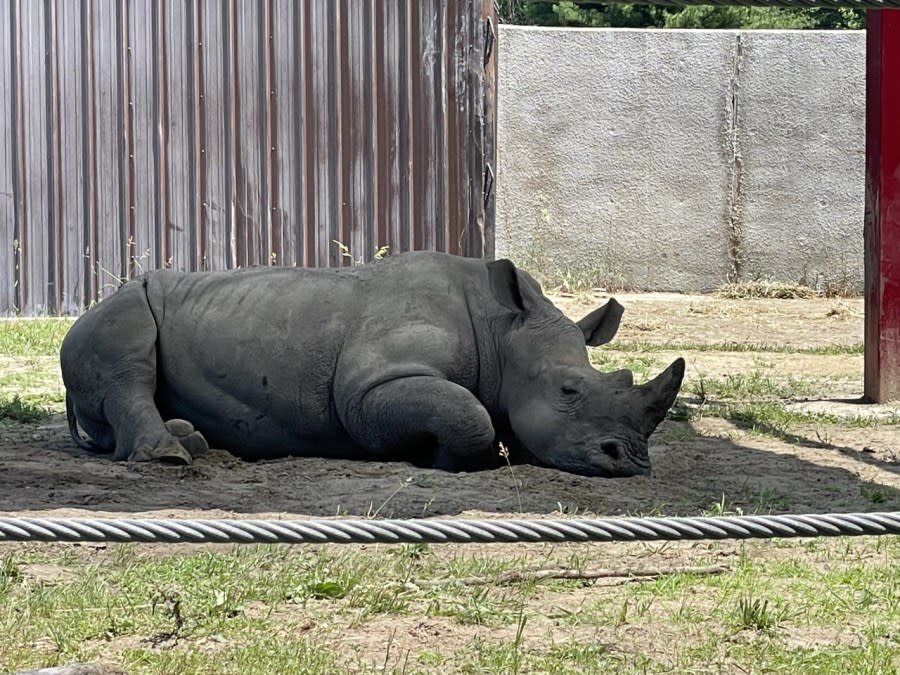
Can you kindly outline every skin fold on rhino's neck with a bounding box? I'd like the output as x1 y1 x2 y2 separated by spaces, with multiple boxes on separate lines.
470 292 586 434
462 291 509 421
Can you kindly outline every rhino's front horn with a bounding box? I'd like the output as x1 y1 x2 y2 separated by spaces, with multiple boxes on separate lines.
637 357 686 435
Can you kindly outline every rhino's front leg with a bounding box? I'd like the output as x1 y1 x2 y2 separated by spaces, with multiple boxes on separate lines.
347 376 497 471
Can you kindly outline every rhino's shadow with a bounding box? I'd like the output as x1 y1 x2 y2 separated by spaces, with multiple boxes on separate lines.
1 414 898 518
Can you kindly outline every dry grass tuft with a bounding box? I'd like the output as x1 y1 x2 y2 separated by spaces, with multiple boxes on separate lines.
715 280 818 300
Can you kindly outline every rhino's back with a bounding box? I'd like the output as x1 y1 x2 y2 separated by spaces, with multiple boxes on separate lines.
143 265 360 456
143 252 492 458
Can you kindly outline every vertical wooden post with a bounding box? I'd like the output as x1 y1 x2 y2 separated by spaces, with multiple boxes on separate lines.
864 10 900 402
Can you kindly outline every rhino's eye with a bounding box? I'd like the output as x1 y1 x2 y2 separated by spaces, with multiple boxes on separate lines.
561 384 581 397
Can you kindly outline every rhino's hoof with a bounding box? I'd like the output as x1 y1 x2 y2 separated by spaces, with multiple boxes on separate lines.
178 431 209 458
164 419 209 458
129 442 193 465
164 418 196 437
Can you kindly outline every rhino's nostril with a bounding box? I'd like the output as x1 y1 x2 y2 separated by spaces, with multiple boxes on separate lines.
600 440 622 459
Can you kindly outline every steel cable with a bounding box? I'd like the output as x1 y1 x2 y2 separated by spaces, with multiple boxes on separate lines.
0 511 898 545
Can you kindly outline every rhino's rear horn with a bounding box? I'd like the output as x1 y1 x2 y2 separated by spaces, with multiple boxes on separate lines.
638 357 686 434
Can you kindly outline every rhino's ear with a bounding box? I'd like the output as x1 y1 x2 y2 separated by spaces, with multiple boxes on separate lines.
576 298 624 346
487 258 526 311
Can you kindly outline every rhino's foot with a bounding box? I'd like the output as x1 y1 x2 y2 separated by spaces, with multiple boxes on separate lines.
124 420 208 465
164 419 210 458
128 439 193 465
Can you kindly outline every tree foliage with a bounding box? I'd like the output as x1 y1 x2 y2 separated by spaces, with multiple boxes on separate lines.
494 1 865 30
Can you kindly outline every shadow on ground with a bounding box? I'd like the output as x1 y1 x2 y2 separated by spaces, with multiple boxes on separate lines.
0 413 898 518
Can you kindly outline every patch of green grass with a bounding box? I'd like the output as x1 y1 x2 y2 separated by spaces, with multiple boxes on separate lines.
441 553 522 580
589 351 662 382
688 371 821 401
743 487 794 513
730 595 789 632
635 569 719 600
860 484 889 505
0 545 412 673
726 402 900 431
426 586 526 626
2 538 899 673
0 394 52 423
0 556 19 596
676 634 897 674
747 643 900 675
725 402 833 431
0 359 66 414
604 341 863 356
697 486 794 517
0 319 73 357
679 398 900 444
122 635 342 674
701 495 745 517
534 641 617 670
457 637 628 674
843 411 900 427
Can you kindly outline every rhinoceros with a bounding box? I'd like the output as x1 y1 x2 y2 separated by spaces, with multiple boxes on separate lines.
60 251 684 477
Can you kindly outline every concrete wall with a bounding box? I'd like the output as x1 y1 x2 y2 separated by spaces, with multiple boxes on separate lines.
496 27 865 292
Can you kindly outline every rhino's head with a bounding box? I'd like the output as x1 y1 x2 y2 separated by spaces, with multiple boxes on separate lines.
489 260 685 478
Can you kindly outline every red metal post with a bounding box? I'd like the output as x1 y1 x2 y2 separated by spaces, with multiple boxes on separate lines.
865 10 900 402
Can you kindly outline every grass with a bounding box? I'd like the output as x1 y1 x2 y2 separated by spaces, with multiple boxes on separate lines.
689 400 900 434
731 595 789 632
0 318 73 357
0 538 897 673
0 318 70 415
0 394 53 423
687 370 822 400
715 279 819 299
714 278 862 300
599 340 863 356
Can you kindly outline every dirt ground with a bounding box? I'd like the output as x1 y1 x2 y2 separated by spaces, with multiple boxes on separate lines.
1 292 899 520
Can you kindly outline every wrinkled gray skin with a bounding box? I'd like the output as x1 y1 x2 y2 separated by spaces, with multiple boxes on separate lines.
61 252 684 477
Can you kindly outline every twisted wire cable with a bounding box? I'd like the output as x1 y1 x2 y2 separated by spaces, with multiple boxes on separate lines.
0 511 897 545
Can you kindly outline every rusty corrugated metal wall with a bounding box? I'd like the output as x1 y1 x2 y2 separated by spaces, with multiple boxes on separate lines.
0 0 497 315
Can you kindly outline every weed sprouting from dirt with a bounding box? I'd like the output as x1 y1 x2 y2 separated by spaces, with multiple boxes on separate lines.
511 604 528 674
499 442 523 512
731 595 788 632
860 484 887 505
367 476 414 519
0 394 51 423
702 494 743 517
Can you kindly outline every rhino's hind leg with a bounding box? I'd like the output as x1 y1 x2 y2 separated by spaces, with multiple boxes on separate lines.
348 376 497 471
61 279 195 465
66 393 115 453
98 395 191 465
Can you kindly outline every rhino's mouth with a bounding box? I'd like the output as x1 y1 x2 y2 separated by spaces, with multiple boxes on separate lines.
578 457 650 478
